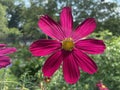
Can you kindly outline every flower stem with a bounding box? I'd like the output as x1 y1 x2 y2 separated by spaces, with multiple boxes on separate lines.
1 69 7 90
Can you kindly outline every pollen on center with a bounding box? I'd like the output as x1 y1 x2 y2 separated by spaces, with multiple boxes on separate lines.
101 85 106 88
62 38 74 51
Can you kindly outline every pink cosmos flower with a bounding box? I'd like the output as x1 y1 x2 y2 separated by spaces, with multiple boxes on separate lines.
0 44 16 68
96 81 109 90
30 7 106 84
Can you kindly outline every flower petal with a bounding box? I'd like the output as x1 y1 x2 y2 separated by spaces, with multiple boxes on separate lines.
0 47 17 56
63 51 80 84
42 51 63 77
73 49 97 74
60 7 73 37
72 18 96 41
30 39 61 56
0 44 6 47
75 39 106 54
38 15 65 40
0 56 11 68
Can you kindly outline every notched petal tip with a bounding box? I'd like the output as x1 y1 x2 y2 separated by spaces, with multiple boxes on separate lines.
38 15 48 25
0 62 11 68
29 39 61 56
75 39 106 55
65 77 80 84
39 15 48 20
86 18 96 21
38 14 65 40
10 47 17 53
0 56 11 68
82 17 96 21
0 44 6 47
72 18 97 41
82 18 97 29
62 6 71 11
0 47 17 55
60 6 73 37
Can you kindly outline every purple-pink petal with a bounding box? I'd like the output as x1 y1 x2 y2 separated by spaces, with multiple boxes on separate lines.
0 44 6 47
0 56 11 68
75 39 106 54
72 18 96 41
42 51 63 77
63 51 80 84
38 15 65 40
0 47 17 56
73 49 98 74
29 39 61 56
60 7 73 37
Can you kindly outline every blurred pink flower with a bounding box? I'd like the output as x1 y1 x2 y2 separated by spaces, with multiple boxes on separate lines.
30 7 106 84
0 44 16 68
96 81 109 90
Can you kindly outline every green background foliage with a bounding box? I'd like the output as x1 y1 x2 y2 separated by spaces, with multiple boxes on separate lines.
0 0 120 90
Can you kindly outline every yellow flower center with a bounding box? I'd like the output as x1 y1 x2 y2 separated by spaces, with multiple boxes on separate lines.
101 85 106 88
44 77 51 83
62 38 74 51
